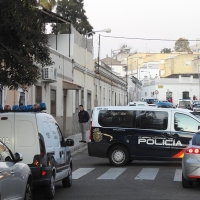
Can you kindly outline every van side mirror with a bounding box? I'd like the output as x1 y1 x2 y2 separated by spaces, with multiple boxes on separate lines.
65 139 74 147
14 152 23 162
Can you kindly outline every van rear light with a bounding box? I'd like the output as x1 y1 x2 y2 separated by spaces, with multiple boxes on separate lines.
186 148 200 154
39 139 46 157
33 159 40 167
89 121 92 140
42 171 47 176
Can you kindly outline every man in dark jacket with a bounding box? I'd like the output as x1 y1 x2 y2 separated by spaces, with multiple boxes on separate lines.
78 105 90 143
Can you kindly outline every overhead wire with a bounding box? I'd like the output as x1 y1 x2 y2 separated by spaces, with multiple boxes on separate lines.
100 35 200 42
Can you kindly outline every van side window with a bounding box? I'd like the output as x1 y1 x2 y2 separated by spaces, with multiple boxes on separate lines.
98 110 136 128
136 111 168 130
55 124 63 142
174 113 200 132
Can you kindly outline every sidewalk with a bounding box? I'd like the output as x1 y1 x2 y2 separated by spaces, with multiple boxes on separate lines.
67 130 89 155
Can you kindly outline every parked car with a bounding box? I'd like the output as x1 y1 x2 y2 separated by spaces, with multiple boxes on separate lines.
141 97 158 106
128 101 149 106
0 103 74 199
0 141 32 200
156 101 173 108
193 103 200 112
182 131 200 188
192 100 200 106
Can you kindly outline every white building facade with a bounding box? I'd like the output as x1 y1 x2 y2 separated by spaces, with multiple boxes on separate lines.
141 75 200 106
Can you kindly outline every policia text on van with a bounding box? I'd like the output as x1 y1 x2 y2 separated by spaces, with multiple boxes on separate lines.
88 106 200 166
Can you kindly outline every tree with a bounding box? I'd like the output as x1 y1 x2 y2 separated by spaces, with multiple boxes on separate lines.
0 0 53 90
40 0 56 11
160 48 171 53
51 0 93 36
174 38 191 52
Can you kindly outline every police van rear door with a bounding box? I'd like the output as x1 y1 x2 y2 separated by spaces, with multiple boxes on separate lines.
134 109 171 158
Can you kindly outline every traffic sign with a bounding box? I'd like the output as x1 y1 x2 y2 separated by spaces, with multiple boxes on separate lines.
155 90 159 94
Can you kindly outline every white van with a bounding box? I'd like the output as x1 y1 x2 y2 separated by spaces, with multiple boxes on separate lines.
88 106 200 166
177 99 192 109
0 103 74 199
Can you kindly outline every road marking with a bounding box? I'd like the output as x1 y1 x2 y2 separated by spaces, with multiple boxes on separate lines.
72 168 94 179
174 169 182 181
97 168 127 179
135 168 159 180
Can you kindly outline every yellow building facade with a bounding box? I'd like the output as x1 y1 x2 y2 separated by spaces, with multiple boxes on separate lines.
127 52 198 77
163 54 198 77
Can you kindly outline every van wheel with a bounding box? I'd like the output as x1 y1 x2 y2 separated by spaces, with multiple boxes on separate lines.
62 165 72 188
182 173 193 188
108 145 129 166
24 179 32 200
44 173 55 199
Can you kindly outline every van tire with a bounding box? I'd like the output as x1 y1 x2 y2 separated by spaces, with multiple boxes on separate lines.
24 178 32 200
182 173 193 188
62 165 72 188
108 145 129 166
44 173 55 199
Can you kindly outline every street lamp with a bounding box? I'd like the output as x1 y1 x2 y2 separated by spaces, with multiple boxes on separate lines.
96 29 111 73
88 28 111 35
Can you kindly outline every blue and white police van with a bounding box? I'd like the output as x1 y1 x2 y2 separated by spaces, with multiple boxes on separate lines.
0 103 74 199
88 106 200 166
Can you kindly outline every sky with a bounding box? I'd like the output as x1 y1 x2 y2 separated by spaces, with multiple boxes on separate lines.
83 0 200 59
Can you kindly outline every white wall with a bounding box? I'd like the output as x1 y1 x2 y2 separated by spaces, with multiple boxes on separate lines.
141 76 200 106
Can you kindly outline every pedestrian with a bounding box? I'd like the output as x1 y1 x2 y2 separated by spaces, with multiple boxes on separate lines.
78 105 90 143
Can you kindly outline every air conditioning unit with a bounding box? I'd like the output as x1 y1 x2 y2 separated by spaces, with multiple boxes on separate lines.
42 66 57 82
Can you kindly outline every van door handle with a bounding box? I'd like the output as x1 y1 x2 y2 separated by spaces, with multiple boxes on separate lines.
162 132 169 137
59 151 64 158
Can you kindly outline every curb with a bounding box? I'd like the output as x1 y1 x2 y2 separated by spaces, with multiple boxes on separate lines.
69 143 87 155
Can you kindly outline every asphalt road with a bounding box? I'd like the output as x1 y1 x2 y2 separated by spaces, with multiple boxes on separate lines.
33 148 200 200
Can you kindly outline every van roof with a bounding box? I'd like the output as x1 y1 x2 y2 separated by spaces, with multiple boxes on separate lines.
94 106 175 111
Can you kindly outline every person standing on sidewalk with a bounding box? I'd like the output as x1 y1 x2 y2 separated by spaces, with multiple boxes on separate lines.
78 105 90 143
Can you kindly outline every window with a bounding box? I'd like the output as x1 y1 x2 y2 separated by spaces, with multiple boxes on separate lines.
109 90 110 106
75 90 79 113
19 92 25 106
81 90 84 105
98 110 135 128
185 61 190 66
174 113 200 133
55 124 63 142
103 88 105 106
136 111 168 130
182 91 189 99
51 89 56 115
35 86 42 104
0 88 2 104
